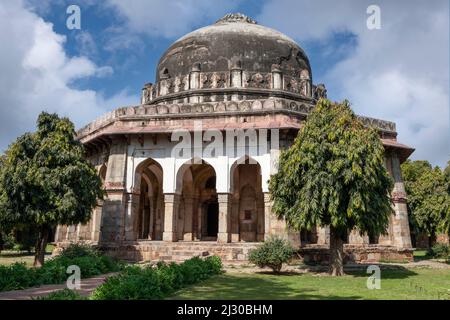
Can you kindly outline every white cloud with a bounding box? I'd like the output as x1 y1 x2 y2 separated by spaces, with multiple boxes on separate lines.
105 0 241 39
258 0 449 167
0 1 138 152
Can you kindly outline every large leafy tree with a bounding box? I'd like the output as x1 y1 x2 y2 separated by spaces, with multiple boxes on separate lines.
0 112 103 266
269 99 393 276
401 160 450 246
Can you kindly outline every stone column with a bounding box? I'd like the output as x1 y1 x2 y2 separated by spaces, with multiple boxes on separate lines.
230 60 242 102
124 192 140 241
189 64 200 103
271 65 282 90
76 223 81 240
217 193 231 243
54 226 61 243
163 194 179 242
141 83 153 104
101 136 128 243
230 196 240 242
263 193 272 240
148 196 154 240
390 154 412 248
91 201 103 242
316 226 330 245
348 229 369 246
183 197 194 241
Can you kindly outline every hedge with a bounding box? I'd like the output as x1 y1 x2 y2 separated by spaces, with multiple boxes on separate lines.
91 256 223 300
0 244 121 292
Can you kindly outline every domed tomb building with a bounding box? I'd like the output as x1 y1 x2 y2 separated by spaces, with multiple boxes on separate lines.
55 14 414 263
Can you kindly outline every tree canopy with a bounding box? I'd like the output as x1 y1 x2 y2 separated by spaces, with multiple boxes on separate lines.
0 112 103 266
401 160 450 241
269 99 393 275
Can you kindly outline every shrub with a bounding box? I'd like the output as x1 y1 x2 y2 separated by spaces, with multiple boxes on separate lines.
58 243 99 259
0 232 17 251
0 244 121 292
204 256 223 275
0 263 37 291
249 237 294 273
429 243 450 260
92 256 223 300
37 288 86 300
92 266 163 300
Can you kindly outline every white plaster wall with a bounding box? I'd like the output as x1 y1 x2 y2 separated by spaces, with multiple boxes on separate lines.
126 131 276 194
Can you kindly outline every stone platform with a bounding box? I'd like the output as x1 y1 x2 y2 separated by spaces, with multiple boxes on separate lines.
298 245 414 265
92 241 260 264
55 241 414 264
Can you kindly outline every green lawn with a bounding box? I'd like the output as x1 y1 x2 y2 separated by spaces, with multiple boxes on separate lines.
171 267 450 300
0 244 54 267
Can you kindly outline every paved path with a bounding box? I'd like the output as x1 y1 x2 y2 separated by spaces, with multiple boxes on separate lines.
0 273 116 300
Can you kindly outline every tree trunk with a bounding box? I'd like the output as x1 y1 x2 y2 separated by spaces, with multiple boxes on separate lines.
0 231 3 252
34 226 49 268
428 234 436 249
329 226 345 276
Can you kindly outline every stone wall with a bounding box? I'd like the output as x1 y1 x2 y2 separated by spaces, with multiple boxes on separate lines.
298 245 414 264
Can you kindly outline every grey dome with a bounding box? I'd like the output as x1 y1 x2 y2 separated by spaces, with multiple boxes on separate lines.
156 13 311 82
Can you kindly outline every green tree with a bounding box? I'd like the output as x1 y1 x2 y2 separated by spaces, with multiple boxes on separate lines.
269 99 393 276
0 112 103 267
444 161 450 234
401 160 450 246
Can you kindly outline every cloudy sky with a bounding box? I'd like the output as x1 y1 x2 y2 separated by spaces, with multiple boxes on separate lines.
0 0 448 167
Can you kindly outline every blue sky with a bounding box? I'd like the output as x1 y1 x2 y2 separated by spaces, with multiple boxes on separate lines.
0 0 448 167
31 0 357 98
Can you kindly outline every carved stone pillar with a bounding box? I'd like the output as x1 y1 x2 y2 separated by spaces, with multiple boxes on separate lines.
218 193 231 243
390 154 412 248
163 194 180 242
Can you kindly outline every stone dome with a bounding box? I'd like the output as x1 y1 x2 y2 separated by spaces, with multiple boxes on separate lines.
157 13 311 82
142 13 315 105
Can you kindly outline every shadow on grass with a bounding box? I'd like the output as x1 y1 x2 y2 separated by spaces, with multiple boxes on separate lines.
413 250 432 262
296 263 418 280
170 273 363 300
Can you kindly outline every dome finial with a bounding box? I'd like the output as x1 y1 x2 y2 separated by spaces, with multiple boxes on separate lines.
215 13 257 24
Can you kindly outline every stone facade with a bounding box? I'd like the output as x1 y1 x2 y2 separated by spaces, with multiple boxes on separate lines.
55 13 415 263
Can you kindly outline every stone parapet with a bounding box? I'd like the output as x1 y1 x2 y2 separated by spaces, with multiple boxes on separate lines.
77 98 398 143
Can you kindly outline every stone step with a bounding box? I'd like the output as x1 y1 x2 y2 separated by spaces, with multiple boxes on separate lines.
170 250 210 256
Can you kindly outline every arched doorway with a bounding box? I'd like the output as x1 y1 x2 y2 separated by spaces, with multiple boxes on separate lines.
135 159 163 240
177 159 218 241
230 157 265 242
205 201 219 237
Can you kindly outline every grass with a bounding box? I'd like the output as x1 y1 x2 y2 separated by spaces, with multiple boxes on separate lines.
0 244 55 267
414 249 430 261
171 267 450 300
